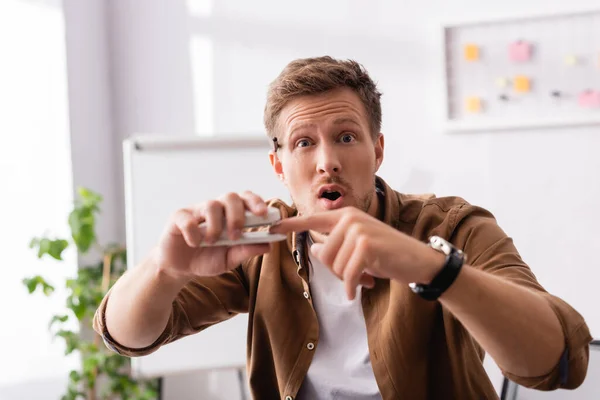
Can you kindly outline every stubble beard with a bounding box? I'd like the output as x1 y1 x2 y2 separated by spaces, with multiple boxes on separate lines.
291 189 374 237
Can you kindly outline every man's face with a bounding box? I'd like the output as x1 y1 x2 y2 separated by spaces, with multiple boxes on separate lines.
269 87 384 218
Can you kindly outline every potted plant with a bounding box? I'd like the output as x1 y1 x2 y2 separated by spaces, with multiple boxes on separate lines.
23 187 159 400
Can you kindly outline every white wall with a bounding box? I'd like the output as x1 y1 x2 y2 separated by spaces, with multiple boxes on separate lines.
0 0 75 399
63 0 119 248
57 0 600 399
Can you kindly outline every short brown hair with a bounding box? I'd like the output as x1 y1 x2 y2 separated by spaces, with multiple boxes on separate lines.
264 56 382 140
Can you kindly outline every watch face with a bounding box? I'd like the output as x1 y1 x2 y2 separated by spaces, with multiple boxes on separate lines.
429 236 452 256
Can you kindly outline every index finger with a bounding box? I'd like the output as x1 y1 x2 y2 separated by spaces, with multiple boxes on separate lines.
269 211 338 234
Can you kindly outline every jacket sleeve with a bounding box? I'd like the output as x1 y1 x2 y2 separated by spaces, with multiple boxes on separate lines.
425 199 593 390
92 264 250 357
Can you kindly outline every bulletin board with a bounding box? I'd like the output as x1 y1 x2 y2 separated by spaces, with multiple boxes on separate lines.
442 9 600 132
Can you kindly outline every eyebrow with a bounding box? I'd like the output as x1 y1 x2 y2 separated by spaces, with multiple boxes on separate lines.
332 117 361 127
288 117 361 137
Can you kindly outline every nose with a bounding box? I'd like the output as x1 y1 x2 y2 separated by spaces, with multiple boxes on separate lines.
316 143 341 175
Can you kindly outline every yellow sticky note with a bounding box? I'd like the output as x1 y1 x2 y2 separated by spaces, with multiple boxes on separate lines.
465 97 482 113
464 44 479 61
513 76 530 93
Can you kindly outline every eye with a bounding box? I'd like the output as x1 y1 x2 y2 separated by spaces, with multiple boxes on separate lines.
340 133 355 143
295 139 312 148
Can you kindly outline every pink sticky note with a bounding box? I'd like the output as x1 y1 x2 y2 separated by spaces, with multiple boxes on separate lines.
578 90 600 108
509 41 532 62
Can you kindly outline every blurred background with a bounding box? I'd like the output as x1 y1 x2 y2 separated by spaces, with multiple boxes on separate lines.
1 0 598 399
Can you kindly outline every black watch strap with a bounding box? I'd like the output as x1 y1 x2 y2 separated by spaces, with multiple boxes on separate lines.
409 237 465 301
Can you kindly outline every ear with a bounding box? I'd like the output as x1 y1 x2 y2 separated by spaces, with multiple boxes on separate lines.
374 133 384 172
269 150 285 181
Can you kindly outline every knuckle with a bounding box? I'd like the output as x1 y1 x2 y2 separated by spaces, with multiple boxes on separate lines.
171 209 186 222
342 210 359 225
219 192 238 204
348 206 361 217
348 223 364 239
204 199 219 211
172 209 191 225
356 236 370 252
339 214 351 226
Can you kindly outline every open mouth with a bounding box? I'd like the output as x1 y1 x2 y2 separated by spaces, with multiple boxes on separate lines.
320 190 342 201
317 185 345 209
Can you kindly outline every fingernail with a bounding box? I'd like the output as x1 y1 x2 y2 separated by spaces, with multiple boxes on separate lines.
347 288 356 301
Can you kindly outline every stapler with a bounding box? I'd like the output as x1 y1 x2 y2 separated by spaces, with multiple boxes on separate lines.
199 206 286 247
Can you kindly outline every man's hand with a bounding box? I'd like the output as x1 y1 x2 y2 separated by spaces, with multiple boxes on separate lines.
154 191 273 281
269 207 445 300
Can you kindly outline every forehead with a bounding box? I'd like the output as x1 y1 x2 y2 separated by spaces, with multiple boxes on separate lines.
277 87 368 136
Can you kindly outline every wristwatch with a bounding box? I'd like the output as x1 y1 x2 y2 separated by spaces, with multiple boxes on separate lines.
409 236 466 301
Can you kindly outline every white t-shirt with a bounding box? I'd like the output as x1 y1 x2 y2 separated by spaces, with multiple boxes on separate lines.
297 235 382 400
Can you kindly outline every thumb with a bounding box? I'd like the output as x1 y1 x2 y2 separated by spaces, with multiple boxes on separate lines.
227 243 271 267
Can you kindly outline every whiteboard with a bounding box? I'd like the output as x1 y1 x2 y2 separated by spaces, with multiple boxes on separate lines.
123 135 291 378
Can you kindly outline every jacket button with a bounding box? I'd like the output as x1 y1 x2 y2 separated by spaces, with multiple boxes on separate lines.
285 396 293 400
307 342 315 350
303 291 310 299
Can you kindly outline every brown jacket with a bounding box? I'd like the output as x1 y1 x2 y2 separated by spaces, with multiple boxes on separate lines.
93 177 592 399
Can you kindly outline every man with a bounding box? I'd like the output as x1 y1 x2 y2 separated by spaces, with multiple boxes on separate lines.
94 56 591 399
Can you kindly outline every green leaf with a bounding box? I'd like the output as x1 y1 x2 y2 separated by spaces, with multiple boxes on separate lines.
23 277 38 294
66 296 87 321
48 314 69 330
141 386 159 400
77 187 103 209
68 370 81 383
83 355 99 374
30 236 69 260
29 237 40 249
42 281 55 295
104 353 128 376
38 238 51 258
62 385 84 400
48 239 69 260
56 330 80 355
23 276 55 296
69 205 97 253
